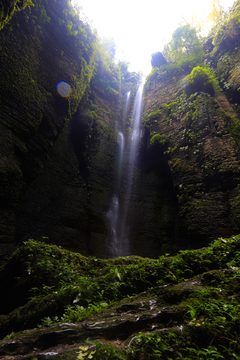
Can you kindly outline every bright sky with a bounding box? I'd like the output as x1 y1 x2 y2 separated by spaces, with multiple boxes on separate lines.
71 0 235 76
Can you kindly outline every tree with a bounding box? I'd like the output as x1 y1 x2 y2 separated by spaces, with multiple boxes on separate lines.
208 0 226 27
163 24 204 62
118 60 129 80
101 37 116 60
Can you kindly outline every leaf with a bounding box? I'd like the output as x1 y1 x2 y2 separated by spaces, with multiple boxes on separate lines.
79 345 89 351
100 302 108 308
88 351 96 359
73 293 81 303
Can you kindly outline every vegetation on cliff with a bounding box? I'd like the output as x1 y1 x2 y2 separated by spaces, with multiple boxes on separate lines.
185 66 221 96
147 0 240 88
142 0 240 249
0 0 34 30
163 24 204 64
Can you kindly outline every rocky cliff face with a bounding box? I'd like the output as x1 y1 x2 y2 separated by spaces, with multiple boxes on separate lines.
1 0 240 260
140 21 240 253
0 0 120 260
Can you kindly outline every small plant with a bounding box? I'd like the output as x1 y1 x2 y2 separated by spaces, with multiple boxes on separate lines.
127 332 181 359
38 316 59 328
3 332 16 340
187 346 224 359
186 305 197 320
76 344 96 359
91 343 127 360
77 341 127 360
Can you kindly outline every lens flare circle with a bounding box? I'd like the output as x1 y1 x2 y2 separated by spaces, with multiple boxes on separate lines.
56 81 71 97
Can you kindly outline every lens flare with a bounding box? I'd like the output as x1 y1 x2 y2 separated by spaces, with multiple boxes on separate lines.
56 81 71 97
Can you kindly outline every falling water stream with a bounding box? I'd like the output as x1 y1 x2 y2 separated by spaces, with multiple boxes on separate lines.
106 131 125 258
124 91 131 125
106 79 145 258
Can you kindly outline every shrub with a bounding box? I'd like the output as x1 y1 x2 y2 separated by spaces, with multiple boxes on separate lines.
150 133 166 146
185 66 220 96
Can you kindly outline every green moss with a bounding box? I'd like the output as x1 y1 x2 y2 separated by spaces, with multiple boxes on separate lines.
144 109 161 125
185 66 221 96
150 133 166 146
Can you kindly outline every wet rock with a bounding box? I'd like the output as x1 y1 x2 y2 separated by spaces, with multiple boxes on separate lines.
116 303 142 313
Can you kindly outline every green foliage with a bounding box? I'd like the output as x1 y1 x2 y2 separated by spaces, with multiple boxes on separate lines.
39 301 109 328
186 66 213 85
208 0 227 28
127 332 174 359
144 109 161 125
186 346 225 359
2 236 240 359
0 0 34 30
40 7 50 24
127 274 240 359
150 133 166 146
142 23 207 88
145 55 206 93
163 24 204 63
87 342 127 360
210 0 240 49
92 40 120 101
101 36 116 60
145 92 214 157
145 24 208 89
185 66 220 95
118 60 129 81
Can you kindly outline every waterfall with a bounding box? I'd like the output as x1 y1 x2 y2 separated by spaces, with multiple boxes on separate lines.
106 79 144 258
119 78 145 252
117 132 124 190
106 195 119 258
106 131 125 258
124 91 131 125
106 92 127 258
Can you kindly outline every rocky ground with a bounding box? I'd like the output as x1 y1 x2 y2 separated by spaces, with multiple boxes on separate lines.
0 237 240 359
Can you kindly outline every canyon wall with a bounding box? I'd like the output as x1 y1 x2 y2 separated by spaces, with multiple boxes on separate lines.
1 0 240 260
0 0 120 259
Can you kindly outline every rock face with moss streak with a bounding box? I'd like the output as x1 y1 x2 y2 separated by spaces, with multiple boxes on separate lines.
140 25 240 253
142 82 240 251
0 0 120 259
